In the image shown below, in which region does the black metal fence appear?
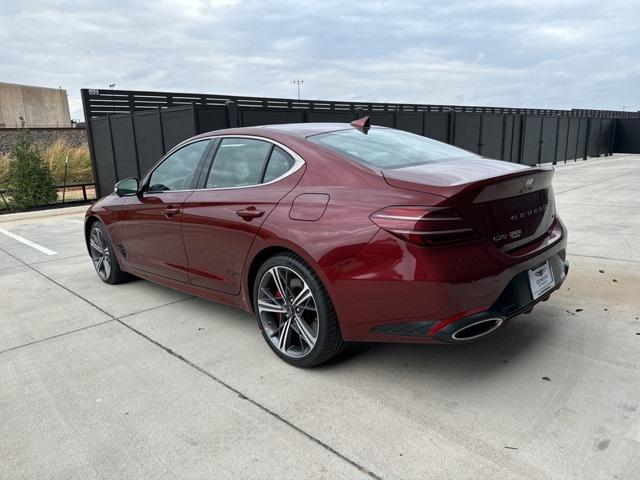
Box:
[82,88,631,198]
[0,182,95,212]
[612,118,640,153]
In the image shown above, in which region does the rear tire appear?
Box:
[253,253,344,367]
[88,221,130,285]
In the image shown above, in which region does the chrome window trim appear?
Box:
[142,134,305,194]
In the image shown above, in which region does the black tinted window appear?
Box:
[148,140,209,191]
[206,138,271,188]
[308,127,476,169]
[263,146,294,183]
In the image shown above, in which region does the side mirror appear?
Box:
[114,177,139,197]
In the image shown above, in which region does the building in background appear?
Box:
[0,82,71,128]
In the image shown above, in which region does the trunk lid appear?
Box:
[382,158,556,252]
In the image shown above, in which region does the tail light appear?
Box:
[370,206,479,246]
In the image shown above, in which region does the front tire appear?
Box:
[88,221,130,284]
[253,253,344,367]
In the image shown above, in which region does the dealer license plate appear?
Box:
[528,261,555,300]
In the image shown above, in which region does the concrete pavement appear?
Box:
[1,155,639,479]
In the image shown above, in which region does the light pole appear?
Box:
[291,80,304,101]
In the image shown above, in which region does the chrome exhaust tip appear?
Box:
[451,317,504,341]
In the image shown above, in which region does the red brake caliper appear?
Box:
[274,288,283,324]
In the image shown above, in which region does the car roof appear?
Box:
[193,122,353,141]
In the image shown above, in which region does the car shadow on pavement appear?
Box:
[144,289,561,382]
[320,311,559,380]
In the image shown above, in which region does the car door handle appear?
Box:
[236,207,265,220]
[163,207,181,218]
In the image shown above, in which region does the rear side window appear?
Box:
[263,146,294,183]
[206,138,271,188]
[308,127,476,169]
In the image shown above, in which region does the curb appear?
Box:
[0,205,89,223]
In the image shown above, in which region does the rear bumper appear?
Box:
[430,256,569,342]
[332,218,568,342]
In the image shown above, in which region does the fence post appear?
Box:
[536,117,544,166]
[500,114,507,161]
[595,118,602,157]
[62,155,69,203]
[191,102,200,134]
[447,111,455,145]
[107,114,119,182]
[563,118,570,163]
[584,118,591,160]
[477,114,484,155]
[552,117,560,165]
[609,119,618,156]
[0,191,9,210]
[518,114,526,164]
[505,115,514,162]
[130,112,141,178]
[226,100,239,128]
[81,89,102,198]
[573,118,581,162]
[157,108,166,155]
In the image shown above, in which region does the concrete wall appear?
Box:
[0,82,71,128]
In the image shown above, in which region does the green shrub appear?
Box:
[8,124,57,209]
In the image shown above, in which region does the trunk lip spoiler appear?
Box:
[471,168,554,204]
[382,164,554,201]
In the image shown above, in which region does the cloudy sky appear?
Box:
[2,0,639,120]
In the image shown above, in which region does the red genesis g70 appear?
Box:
[85,118,568,366]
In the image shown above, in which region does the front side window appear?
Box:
[205,138,271,188]
[308,127,477,169]
[148,140,210,192]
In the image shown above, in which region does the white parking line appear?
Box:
[0,227,58,256]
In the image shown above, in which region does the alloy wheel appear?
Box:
[89,226,111,281]
[257,266,319,358]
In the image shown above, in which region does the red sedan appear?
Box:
[85,118,568,367]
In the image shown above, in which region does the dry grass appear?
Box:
[43,139,93,185]
[0,139,92,189]
[0,153,8,187]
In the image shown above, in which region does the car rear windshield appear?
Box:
[308,127,476,169]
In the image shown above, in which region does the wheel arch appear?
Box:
[84,215,100,253]
[246,246,295,313]
[244,243,331,315]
